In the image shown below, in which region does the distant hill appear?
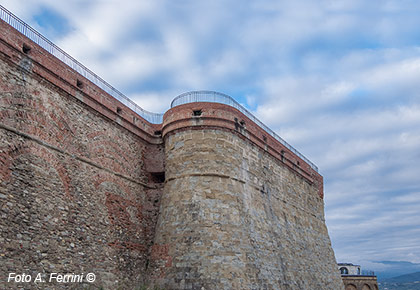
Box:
[374,261,420,279]
[378,271,420,290]
[384,271,420,283]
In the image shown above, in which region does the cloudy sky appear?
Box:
[2,0,420,279]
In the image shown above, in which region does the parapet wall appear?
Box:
[162,102,323,197]
[0,12,343,290]
[341,276,379,290]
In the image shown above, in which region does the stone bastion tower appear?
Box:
[0,6,344,290]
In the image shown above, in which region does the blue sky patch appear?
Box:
[5,0,420,279]
[33,7,72,39]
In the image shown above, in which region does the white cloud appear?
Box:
[3,0,420,270]
[130,90,178,113]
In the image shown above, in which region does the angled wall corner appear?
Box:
[149,103,344,289]
[0,8,343,289]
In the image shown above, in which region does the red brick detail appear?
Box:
[0,151,10,179]
[0,143,26,181]
[105,192,143,229]
[143,144,165,174]
[86,133,134,176]
[150,244,172,267]
[0,143,72,197]
[108,241,146,252]
[0,91,76,151]
[1,18,324,199]
[31,146,72,198]
[95,177,151,255]
[163,103,324,198]
[0,20,162,144]
[93,174,132,198]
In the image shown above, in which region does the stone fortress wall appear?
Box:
[0,17,165,289]
[0,11,344,290]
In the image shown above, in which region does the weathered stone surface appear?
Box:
[150,129,344,289]
[0,16,343,290]
[0,51,164,289]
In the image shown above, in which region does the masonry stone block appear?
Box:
[0,16,343,290]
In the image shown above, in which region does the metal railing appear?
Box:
[171,91,318,172]
[361,270,375,276]
[0,5,163,124]
[342,270,376,277]
[1,5,319,172]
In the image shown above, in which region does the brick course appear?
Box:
[150,128,342,289]
[0,18,343,289]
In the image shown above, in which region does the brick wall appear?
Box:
[0,17,342,290]
[0,21,164,289]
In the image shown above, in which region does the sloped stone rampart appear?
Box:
[150,122,344,289]
[1,16,343,290]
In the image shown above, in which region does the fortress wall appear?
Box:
[150,103,344,289]
[1,16,343,290]
[162,102,323,198]
[0,21,164,289]
[0,20,161,143]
